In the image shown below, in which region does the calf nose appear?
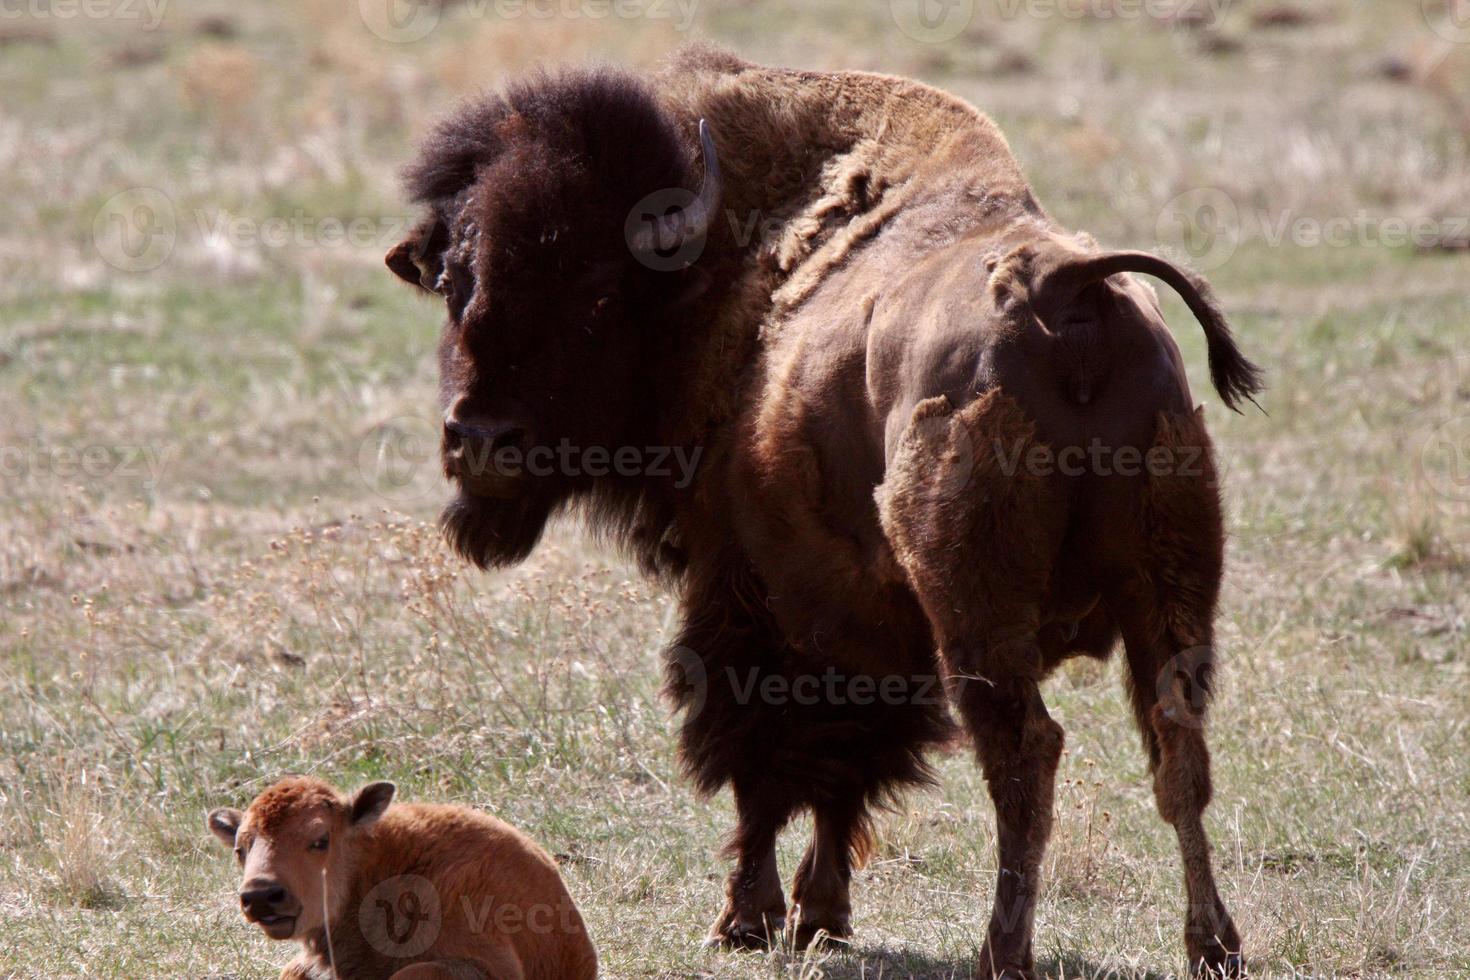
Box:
[240,883,287,915]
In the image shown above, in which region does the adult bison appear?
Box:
[386,47,1259,979]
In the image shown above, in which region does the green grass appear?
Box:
[2,1,1468,977]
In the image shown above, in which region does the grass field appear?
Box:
[2,1,1469,977]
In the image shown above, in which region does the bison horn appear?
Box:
[631,119,722,258]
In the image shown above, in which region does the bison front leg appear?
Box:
[666,605,795,950]
[878,390,1069,979]
[789,804,861,948]
[705,778,789,949]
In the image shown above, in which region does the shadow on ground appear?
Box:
[809,945,1179,980]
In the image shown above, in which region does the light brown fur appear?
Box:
[659,52,1253,973]
[208,777,596,980]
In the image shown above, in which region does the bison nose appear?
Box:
[443,415,529,454]
[240,883,287,915]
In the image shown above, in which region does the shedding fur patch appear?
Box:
[1138,408,1223,650]
[879,390,1067,680]
[657,50,1037,341]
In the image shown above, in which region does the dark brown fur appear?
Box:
[387,47,1260,977]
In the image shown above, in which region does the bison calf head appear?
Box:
[207,776,396,941]
[387,71,719,568]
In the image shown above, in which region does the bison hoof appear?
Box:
[1191,947,1245,979]
[977,944,1036,980]
[704,907,786,951]
[790,915,852,951]
[978,966,1036,980]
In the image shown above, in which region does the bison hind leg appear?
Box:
[878,389,1071,978]
[1104,408,1243,978]
[789,812,859,949]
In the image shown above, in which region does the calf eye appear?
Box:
[233,847,245,865]
[308,835,329,852]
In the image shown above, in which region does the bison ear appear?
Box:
[385,218,448,293]
[349,782,396,827]
[207,808,242,847]
[386,239,424,288]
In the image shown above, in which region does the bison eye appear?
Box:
[308,835,329,852]
[438,260,473,315]
[233,847,245,865]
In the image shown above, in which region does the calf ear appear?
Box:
[207,808,242,847]
[349,782,396,827]
[386,217,448,293]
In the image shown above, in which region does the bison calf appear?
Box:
[207,776,596,980]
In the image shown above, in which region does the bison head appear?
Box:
[387,71,719,568]
[208,777,396,941]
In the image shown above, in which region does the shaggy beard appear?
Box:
[439,491,561,569]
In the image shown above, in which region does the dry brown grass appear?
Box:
[1,1,1467,977]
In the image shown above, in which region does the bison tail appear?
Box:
[1034,250,1265,413]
